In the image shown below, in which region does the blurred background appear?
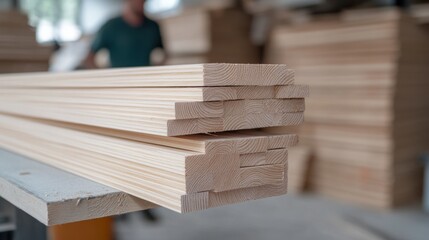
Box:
[1,0,429,239]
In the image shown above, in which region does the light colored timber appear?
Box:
[6,84,306,100]
[0,114,288,212]
[0,124,288,213]
[39,119,299,154]
[0,93,305,119]
[168,112,304,136]
[0,63,294,88]
[0,101,304,136]
[275,84,310,98]
[0,148,156,226]
[0,85,309,102]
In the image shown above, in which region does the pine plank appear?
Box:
[0,101,304,135]
[0,94,305,120]
[0,63,294,88]
[0,114,289,212]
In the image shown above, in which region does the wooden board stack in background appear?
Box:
[158,6,260,65]
[0,11,51,73]
[265,8,429,208]
[0,63,309,213]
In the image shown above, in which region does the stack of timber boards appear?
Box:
[158,6,260,65]
[0,11,51,73]
[265,8,429,208]
[0,63,309,213]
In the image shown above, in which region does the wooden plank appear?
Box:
[0,85,309,102]
[0,114,289,213]
[0,148,155,226]
[0,94,305,120]
[40,120,299,154]
[0,64,294,88]
[0,101,304,136]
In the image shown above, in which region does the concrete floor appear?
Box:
[116,194,429,240]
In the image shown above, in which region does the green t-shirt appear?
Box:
[91,16,163,68]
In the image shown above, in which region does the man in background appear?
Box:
[86,0,164,68]
[85,0,163,222]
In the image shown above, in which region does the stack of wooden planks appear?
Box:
[158,6,260,65]
[0,63,309,213]
[265,8,429,208]
[0,11,51,73]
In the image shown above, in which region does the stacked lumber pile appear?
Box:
[0,63,309,213]
[265,8,429,208]
[159,7,260,65]
[0,11,51,73]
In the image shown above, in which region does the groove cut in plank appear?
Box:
[240,149,288,167]
[0,63,294,88]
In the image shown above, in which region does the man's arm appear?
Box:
[153,22,167,66]
[84,20,112,69]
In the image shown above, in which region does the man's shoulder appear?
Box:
[102,16,124,30]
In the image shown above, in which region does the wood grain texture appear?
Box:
[0,85,309,102]
[240,149,288,167]
[0,114,292,213]
[0,92,305,120]
[35,120,299,154]
[0,64,294,88]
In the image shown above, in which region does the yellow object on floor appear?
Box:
[49,217,113,240]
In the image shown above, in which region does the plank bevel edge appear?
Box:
[0,63,294,87]
[0,148,155,226]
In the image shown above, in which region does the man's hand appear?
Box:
[85,52,98,69]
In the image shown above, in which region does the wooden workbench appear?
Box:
[0,148,155,226]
